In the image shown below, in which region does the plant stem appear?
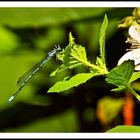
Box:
[71,53,108,74]
[86,61,108,74]
[127,85,140,101]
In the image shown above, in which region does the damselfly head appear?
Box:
[48,45,61,57]
[54,45,61,51]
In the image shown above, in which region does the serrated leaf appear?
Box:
[105,60,134,87]
[50,63,80,77]
[70,45,88,63]
[69,32,75,43]
[105,60,140,101]
[111,86,126,92]
[51,15,110,77]
[99,14,108,67]
[48,73,96,93]
[130,71,140,83]
[51,32,90,76]
[63,33,88,67]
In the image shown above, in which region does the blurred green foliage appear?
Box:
[4,109,78,132]
[0,8,112,27]
[0,25,19,53]
[0,8,134,132]
[97,96,124,125]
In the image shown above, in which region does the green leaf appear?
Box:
[130,71,140,83]
[96,56,104,69]
[99,14,108,68]
[107,125,140,132]
[70,45,88,64]
[69,32,75,43]
[111,86,126,92]
[51,32,95,76]
[48,73,96,93]
[63,33,88,68]
[50,64,74,77]
[105,60,134,87]
[51,14,111,77]
[105,60,140,101]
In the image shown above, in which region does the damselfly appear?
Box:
[8,45,61,103]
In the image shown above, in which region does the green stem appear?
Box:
[127,85,140,101]
[86,61,108,74]
[71,54,108,75]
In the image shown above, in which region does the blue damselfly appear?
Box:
[8,45,61,103]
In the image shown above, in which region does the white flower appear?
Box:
[129,25,140,43]
[118,48,140,71]
[118,25,140,70]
